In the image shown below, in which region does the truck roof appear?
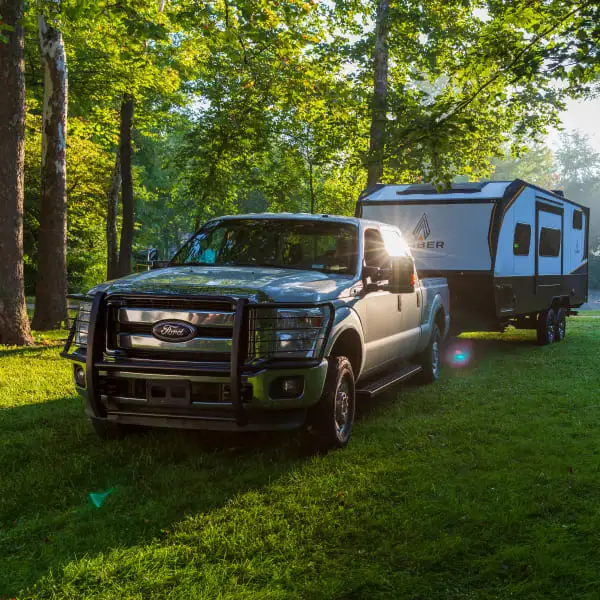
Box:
[210,212,390,229]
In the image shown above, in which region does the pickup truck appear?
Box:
[62,214,450,450]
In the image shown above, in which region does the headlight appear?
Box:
[74,301,92,347]
[248,306,330,360]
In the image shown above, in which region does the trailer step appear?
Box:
[357,364,422,400]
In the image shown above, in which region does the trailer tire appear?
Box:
[91,417,128,440]
[554,308,566,342]
[418,323,441,383]
[309,356,355,451]
[536,308,556,345]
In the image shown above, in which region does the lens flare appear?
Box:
[446,341,473,368]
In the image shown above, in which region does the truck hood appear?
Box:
[89,265,356,303]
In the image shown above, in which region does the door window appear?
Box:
[364,229,390,269]
[539,227,561,257]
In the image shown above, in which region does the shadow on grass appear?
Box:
[0,341,65,359]
[0,394,312,596]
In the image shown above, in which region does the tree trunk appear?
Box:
[118,95,134,276]
[106,148,121,279]
[308,160,316,214]
[0,0,34,345]
[32,13,68,330]
[367,0,390,189]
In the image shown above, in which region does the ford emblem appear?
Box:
[152,320,196,343]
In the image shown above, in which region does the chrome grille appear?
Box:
[107,297,235,362]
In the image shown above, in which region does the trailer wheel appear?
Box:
[554,308,567,342]
[309,356,355,451]
[418,323,441,383]
[536,308,556,345]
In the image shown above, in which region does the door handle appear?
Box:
[397,295,402,312]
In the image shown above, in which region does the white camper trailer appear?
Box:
[356,180,590,344]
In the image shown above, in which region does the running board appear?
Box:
[356,364,422,400]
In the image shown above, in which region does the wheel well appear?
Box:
[551,296,570,310]
[434,308,446,337]
[329,329,362,377]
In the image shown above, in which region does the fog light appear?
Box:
[269,376,304,399]
[74,365,86,388]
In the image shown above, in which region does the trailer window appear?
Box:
[513,223,531,256]
[539,227,561,257]
[573,210,583,230]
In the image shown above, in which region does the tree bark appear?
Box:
[106,148,121,279]
[0,0,34,345]
[367,0,390,189]
[32,13,68,330]
[118,95,134,276]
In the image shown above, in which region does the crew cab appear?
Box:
[62,214,450,450]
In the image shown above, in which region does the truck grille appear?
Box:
[106,296,236,362]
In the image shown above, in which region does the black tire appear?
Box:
[309,356,355,451]
[418,323,441,383]
[554,308,566,342]
[90,417,127,440]
[536,308,556,345]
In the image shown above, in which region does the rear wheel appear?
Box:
[554,308,567,342]
[309,356,355,451]
[536,308,556,345]
[418,323,441,383]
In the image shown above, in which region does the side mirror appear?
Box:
[386,256,415,294]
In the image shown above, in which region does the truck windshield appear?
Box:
[171,219,358,275]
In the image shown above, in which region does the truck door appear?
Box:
[380,228,421,357]
[355,228,414,376]
[536,202,563,296]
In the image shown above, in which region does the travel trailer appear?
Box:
[356,180,590,343]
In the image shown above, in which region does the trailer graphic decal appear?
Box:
[412,213,444,249]
[413,213,431,241]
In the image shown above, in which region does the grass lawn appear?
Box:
[1,317,600,599]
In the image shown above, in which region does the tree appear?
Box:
[490,143,558,189]
[0,0,34,345]
[32,6,68,330]
[106,148,121,279]
[117,95,134,276]
[367,0,389,188]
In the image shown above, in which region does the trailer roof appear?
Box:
[360,181,516,202]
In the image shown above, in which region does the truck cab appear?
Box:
[63,214,449,450]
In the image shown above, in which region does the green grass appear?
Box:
[1,318,600,599]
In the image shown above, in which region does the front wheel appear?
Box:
[309,356,355,451]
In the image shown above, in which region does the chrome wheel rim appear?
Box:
[335,376,352,437]
[557,318,565,340]
[432,340,440,378]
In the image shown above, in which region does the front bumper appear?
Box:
[63,292,331,432]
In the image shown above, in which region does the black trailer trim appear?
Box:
[358,197,496,207]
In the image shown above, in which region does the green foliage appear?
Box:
[18,0,600,283]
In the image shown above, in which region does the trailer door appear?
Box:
[536,203,563,281]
